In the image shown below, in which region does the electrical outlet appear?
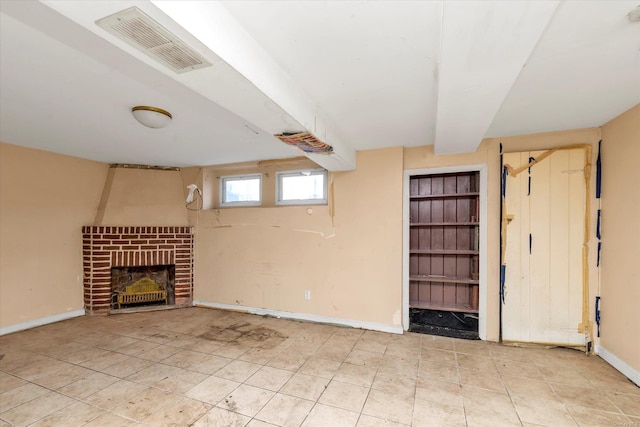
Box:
[304,290,311,300]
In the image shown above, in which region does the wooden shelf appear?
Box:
[409,300,479,314]
[410,275,478,285]
[410,192,479,200]
[410,222,479,227]
[410,249,479,255]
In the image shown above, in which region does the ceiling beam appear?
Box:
[434,1,559,155]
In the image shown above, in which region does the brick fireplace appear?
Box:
[82,226,194,315]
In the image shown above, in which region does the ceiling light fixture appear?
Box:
[131,106,172,128]
[629,5,640,22]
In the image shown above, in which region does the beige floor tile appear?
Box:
[0,383,50,412]
[28,401,104,427]
[189,353,232,375]
[325,334,359,349]
[267,352,310,371]
[217,384,275,417]
[314,344,352,361]
[371,370,416,398]
[420,336,455,351]
[161,349,209,369]
[353,338,388,354]
[152,367,209,394]
[141,391,212,425]
[334,362,378,388]
[213,342,253,359]
[57,371,120,399]
[459,367,506,393]
[455,353,498,372]
[417,360,459,383]
[298,356,342,378]
[186,375,241,405]
[2,308,639,427]
[83,379,148,410]
[362,388,414,425]
[415,378,463,407]
[96,335,140,352]
[319,380,369,412]
[0,372,27,394]
[345,349,383,368]
[501,374,558,400]
[512,395,579,426]
[420,348,456,364]
[193,407,250,427]
[495,358,544,380]
[280,373,330,401]
[607,391,640,417]
[0,391,74,427]
[215,360,263,382]
[100,355,153,379]
[356,414,410,426]
[551,383,620,413]
[255,393,314,426]
[238,346,282,364]
[246,366,295,392]
[568,405,632,427]
[412,399,466,427]
[302,403,359,427]
[81,411,140,426]
[79,351,131,371]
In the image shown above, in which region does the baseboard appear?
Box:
[0,309,85,336]
[193,300,403,335]
[595,345,640,387]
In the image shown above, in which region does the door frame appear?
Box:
[403,164,488,340]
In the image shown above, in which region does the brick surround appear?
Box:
[82,226,194,315]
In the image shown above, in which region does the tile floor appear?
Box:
[0,307,638,426]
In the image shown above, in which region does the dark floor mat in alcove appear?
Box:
[409,308,479,340]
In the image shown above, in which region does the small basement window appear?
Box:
[276,169,327,205]
[220,173,262,207]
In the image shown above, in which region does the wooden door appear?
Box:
[502,149,585,345]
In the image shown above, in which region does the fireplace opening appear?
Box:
[111,265,175,310]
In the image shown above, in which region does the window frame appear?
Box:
[219,173,262,207]
[276,168,328,206]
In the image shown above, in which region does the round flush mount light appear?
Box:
[131,106,172,129]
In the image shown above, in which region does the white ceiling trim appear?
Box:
[151,0,356,171]
[434,1,559,154]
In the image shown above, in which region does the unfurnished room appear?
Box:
[0,1,639,426]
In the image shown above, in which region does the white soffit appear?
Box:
[149,0,356,171]
[434,1,559,155]
[487,1,640,138]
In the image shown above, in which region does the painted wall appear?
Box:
[0,143,108,328]
[599,104,640,374]
[190,148,404,329]
[95,167,189,226]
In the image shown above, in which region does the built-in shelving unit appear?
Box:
[409,172,480,314]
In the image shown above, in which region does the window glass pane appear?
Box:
[221,175,261,205]
[276,169,327,205]
[281,173,325,200]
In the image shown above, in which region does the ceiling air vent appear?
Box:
[96,7,211,74]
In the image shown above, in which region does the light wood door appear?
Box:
[502,149,585,345]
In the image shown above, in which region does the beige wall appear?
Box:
[599,104,640,373]
[95,167,189,226]
[191,148,404,327]
[0,143,108,327]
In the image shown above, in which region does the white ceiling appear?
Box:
[1,1,638,170]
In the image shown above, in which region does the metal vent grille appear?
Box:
[96,7,211,74]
